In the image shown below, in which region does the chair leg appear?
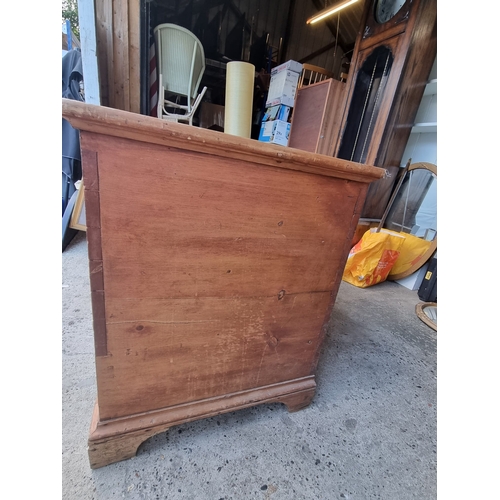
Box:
[157,74,163,119]
[192,87,208,112]
[158,86,207,126]
[186,86,208,127]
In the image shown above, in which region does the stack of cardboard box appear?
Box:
[258,60,303,147]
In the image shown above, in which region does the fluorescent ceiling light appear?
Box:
[306,0,359,25]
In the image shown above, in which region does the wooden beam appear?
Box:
[95,0,113,107]
[227,0,255,35]
[279,0,296,64]
[299,39,354,64]
[139,0,149,115]
[310,0,349,53]
[113,0,130,111]
[62,99,386,184]
[128,0,141,113]
[94,0,140,113]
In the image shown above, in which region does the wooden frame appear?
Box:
[415,302,437,331]
[288,78,346,156]
[69,183,87,231]
[297,64,335,88]
[94,0,140,112]
[386,162,437,281]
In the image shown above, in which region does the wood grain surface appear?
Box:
[80,133,368,419]
[62,99,385,184]
[62,99,384,467]
[289,79,346,156]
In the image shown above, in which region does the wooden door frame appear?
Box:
[94,0,141,113]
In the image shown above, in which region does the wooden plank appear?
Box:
[94,139,363,299]
[80,149,99,191]
[112,0,129,111]
[62,100,386,184]
[128,0,141,113]
[279,0,296,63]
[379,0,438,168]
[93,0,140,112]
[97,292,331,419]
[94,0,109,106]
[86,226,103,261]
[91,290,107,357]
[88,378,316,468]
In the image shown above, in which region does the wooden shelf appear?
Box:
[411,122,437,134]
[411,78,437,134]
[423,79,437,96]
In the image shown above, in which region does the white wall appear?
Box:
[396,56,437,291]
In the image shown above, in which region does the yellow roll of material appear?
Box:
[224,61,255,138]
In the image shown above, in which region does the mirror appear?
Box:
[384,162,437,281]
[416,302,437,331]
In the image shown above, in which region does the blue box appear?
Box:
[262,104,292,123]
[258,119,291,146]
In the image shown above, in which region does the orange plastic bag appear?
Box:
[342,229,405,288]
[388,232,432,277]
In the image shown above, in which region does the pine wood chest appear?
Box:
[62,99,385,468]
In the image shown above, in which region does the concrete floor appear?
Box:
[62,231,436,499]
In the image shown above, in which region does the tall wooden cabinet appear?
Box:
[333,0,437,219]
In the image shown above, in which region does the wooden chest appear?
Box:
[62,99,385,468]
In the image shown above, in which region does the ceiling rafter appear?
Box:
[310,0,350,53]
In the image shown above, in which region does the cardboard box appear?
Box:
[270,120,291,146]
[258,120,274,142]
[258,119,291,146]
[259,104,293,146]
[266,60,303,108]
[271,60,303,76]
[262,104,292,123]
[266,70,300,107]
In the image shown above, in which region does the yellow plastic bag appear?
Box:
[342,229,405,288]
[388,231,432,277]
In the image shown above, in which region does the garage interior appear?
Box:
[138,0,365,130]
[63,0,440,497]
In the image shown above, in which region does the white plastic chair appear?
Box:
[154,23,208,125]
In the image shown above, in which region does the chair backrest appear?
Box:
[298,63,335,88]
[154,23,206,100]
